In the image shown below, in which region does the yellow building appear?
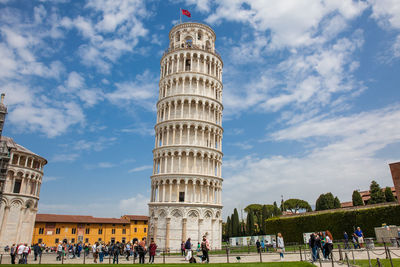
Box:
[32,214,148,246]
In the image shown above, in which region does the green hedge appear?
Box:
[264,205,400,243]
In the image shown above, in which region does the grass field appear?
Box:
[354,258,400,266]
[0,262,314,267]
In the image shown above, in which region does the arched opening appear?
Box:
[185,36,193,48]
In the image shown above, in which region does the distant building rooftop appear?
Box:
[35,214,148,224]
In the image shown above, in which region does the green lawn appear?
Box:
[354,258,400,266]
[0,262,314,267]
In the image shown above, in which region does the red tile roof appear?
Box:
[122,215,149,221]
[35,214,130,224]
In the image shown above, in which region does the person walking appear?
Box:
[256,239,261,253]
[10,244,16,264]
[149,238,157,264]
[324,231,333,260]
[184,238,192,261]
[125,242,131,261]
[309,233,317,262]
[22,243,30,264]
[16,243,25,264]
[354,227,364,248]
[277,233,285,261]
[201,235,210,263]
[112,242,120,264]
[138,237,147,264]
[98,242,104,263]
[56,241,63,261]
[133,240,139,261]
[261,240,265,252]
[180,241,185,256]
[33,243,41,261]
[92,242,98,263]
[344,232,350,249]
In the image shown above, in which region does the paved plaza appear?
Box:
[0,247,398,265]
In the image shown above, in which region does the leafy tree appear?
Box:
[369,180,385,204]
[315,193,335,211]
[352,190,364,206]
[283,198,312,213]
[385,187,396,202]
[334,197,341,209]
[245,204,263,234]
[232,208,240,236]
[246,209,255,236]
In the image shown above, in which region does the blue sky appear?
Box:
[1,0,399,219]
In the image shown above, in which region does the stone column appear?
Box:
[182,218,187,242]
[0,205,10,239]
[165,218,171,250]
[198,219,203,243]
[153,218,158,241]
[211,219,216,249]
[15,206,26,243]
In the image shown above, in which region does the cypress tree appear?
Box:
[369,180,385,204]
[334,196,341,208]
[226,216,231,238]
[352,190,364,206]
[232,208,240,236]
[385,187,395,202]
[246,210,255,236]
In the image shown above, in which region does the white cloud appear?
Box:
[119,194,149,215]
[52,153,80,162]
[42,176,59,182]
[128,165,153,173]
[205,0,367,49]
[106,70,157,111]
[222,105,400,218]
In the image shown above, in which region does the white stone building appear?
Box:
[148,22,223,250]
[0,137,47,247]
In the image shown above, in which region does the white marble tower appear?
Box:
[148,22,223,250]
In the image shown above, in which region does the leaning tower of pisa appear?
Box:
[148,22,223,250]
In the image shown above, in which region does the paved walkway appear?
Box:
[0,247,398,265]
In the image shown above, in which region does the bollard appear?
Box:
[384,242,389,259]
[387,248,394,267]
[351,249,355,265]
[377,258,382,267]
[367,248,372,267]
[338,244,343,261]
[247,245,250,254]
[331,255,334,267]
[109,253,111,264]
[345,252,350,267]
[259,248,262,263]
[163,250,165,264]
[39,253,42,264]
[0,254,2,264]
[62,253,64,264]
[318,254,322,267]
[299,246,302,261]
[226,246,229,263]
[83,250,86,264]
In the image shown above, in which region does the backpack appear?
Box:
[137,245,144,253]
[189,256,196,263]
[185,241,191,249]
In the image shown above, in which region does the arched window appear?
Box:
[197,31,202,40]
[185,36,193,48]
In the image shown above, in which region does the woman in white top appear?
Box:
[324,230,334,260]
[277,233,285,260]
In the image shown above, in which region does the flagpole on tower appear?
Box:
[180,8,182,24]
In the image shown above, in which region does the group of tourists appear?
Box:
[6,237,157,264]
[344,227,365,249]
[7,244,31,264]
[255,233,285,260]
[308,227,365,262]
[308,231,334,262]
[180,235,211,263]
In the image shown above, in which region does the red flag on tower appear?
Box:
[182,9,191,18]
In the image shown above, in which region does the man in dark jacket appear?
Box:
[33,243,41,261]
[309,234,317,262]
[112,242,120,264]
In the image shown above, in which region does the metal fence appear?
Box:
[0,242,399,265]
